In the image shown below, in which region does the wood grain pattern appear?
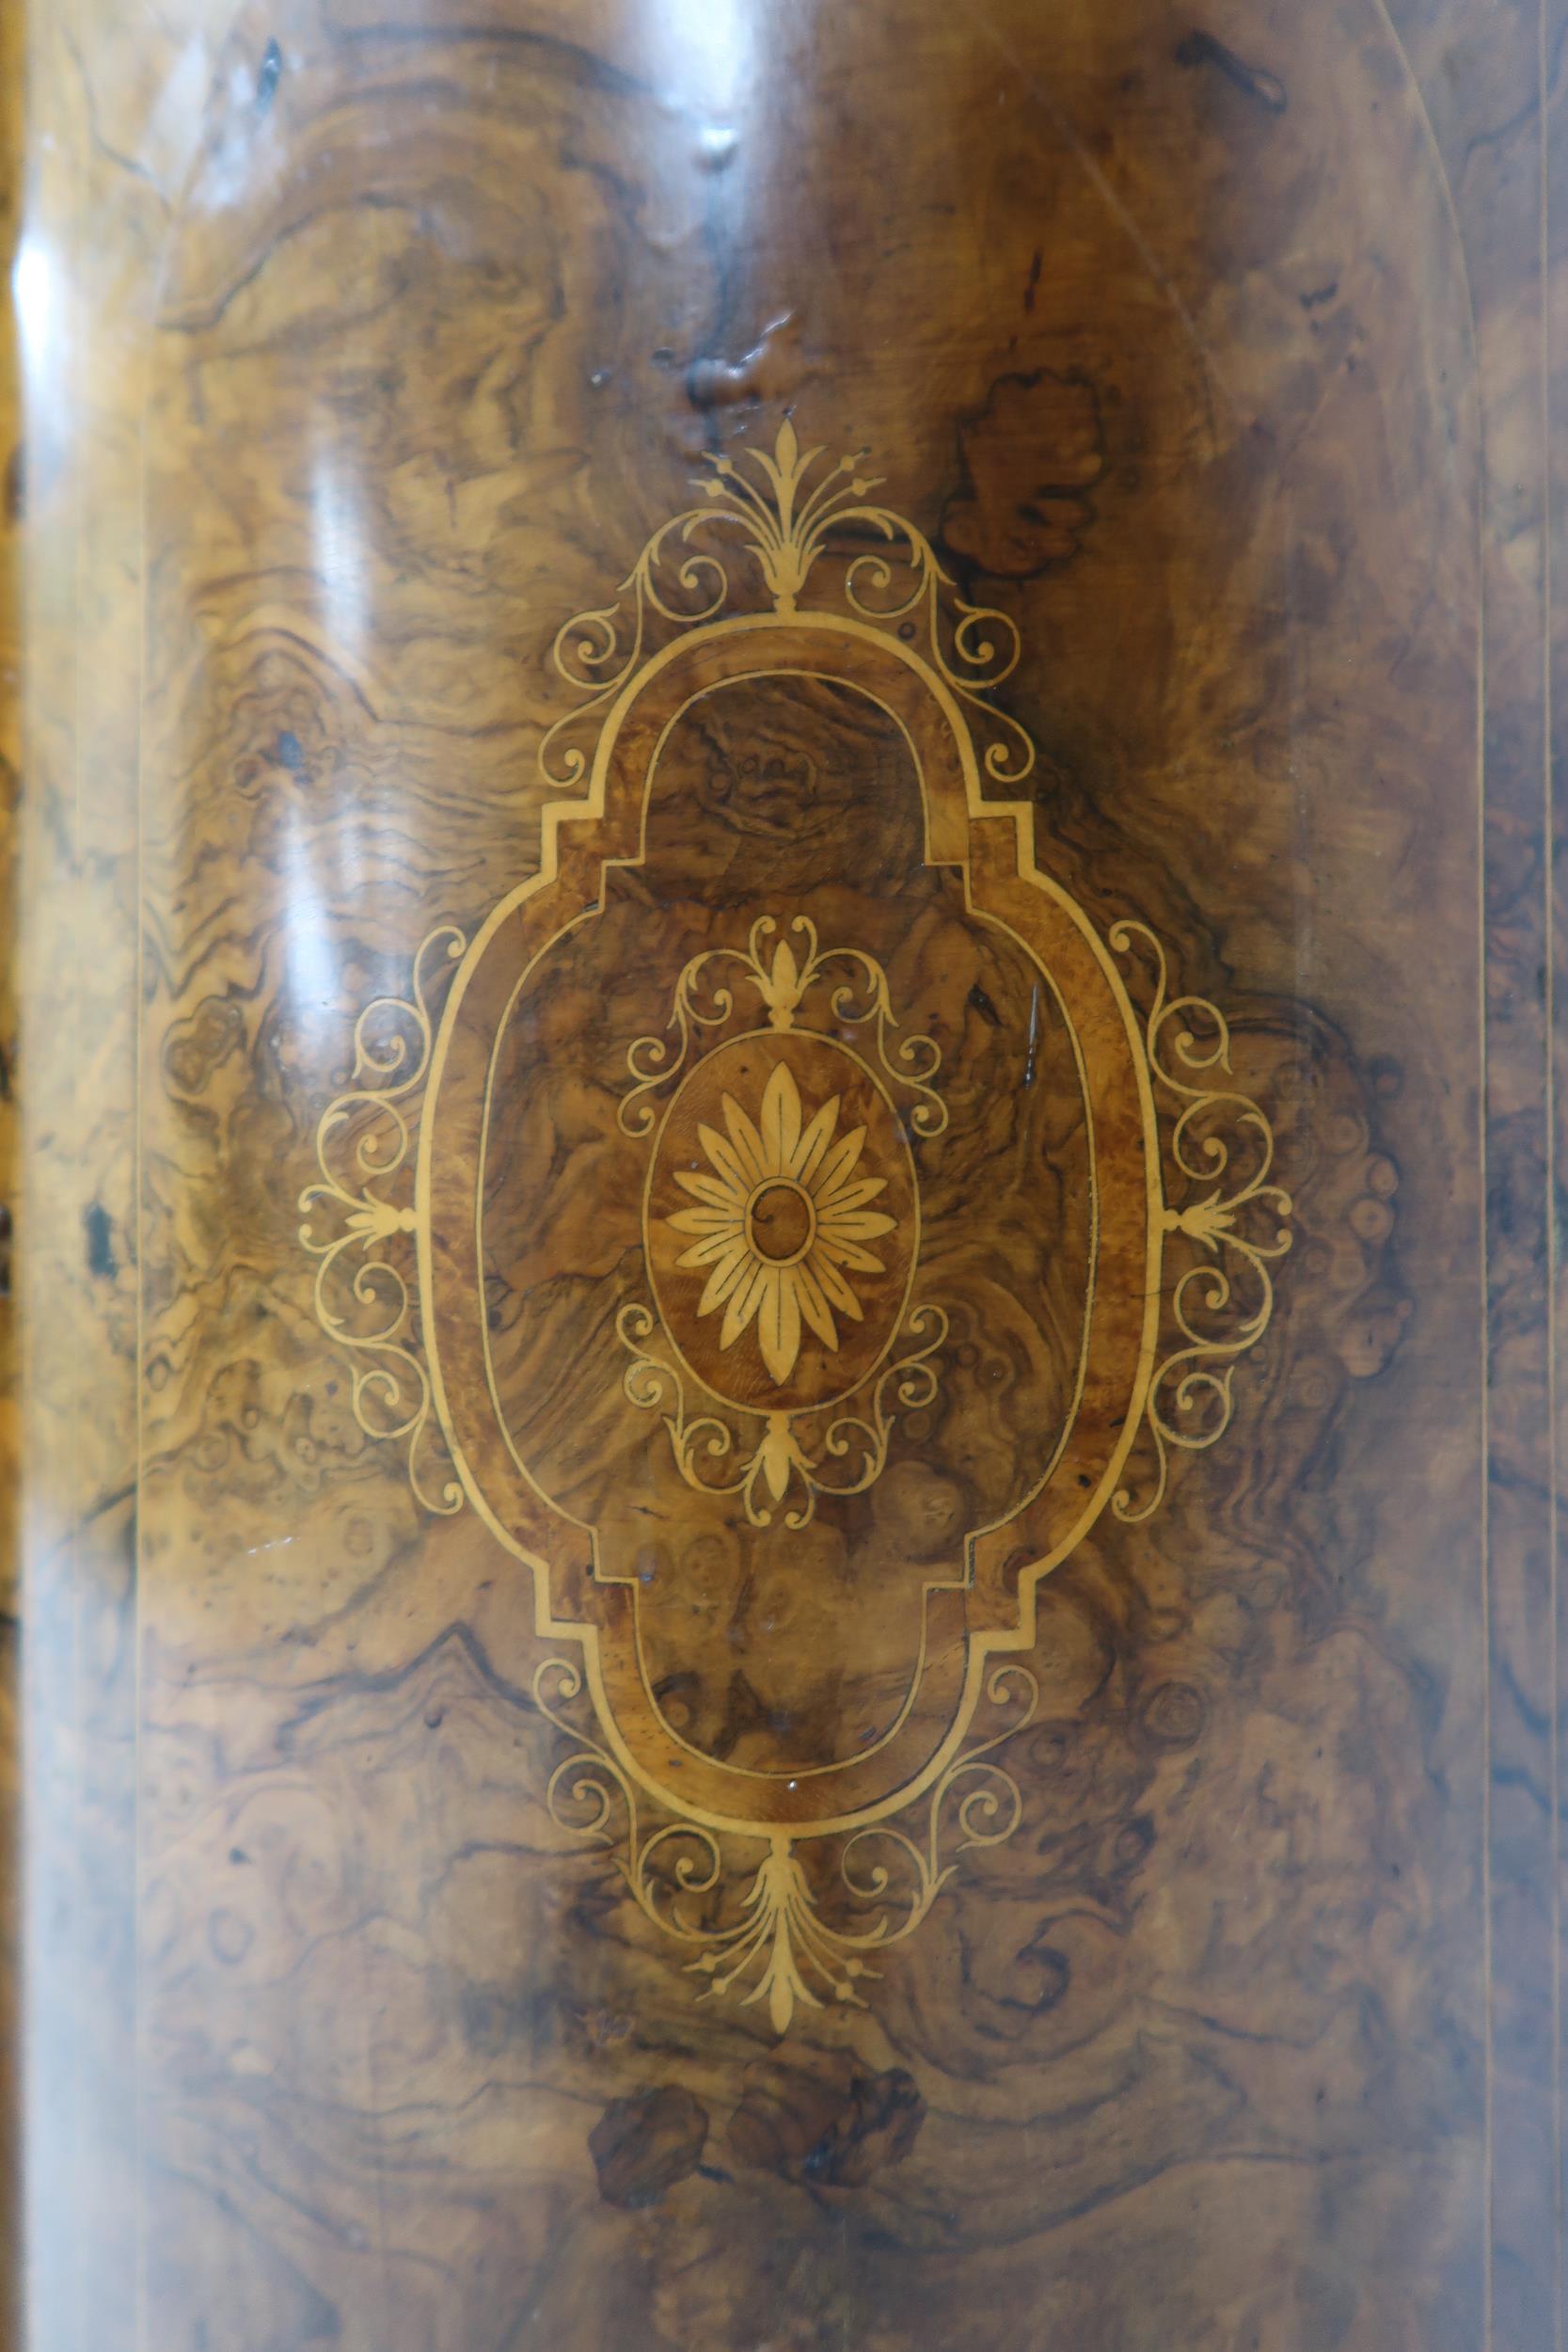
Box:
[0,3,21,2339]
[12,0,1565,2345]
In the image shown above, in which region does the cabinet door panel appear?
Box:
[17,2,1557,2348]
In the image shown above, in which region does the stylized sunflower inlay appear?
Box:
[668,1060,898,1386]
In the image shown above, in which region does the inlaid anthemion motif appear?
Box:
[298,421,1292,2030]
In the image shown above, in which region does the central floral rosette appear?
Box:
[644,1028,919,1420]
[667,1059,897,1386]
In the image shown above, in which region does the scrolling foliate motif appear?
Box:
[297,419,1296,2033]
[1109,921,1293,1523]
[539,420,1037,793]
[614,1299,948,1534]
[617,910,948,1532]
[534,1654,1038,2036]
[297,926,467,1516]
[618,913,949,1140]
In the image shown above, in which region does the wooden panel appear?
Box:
[13,0,1563,2347]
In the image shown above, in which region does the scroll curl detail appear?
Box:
[615,1300,947,1533]
[1110,919,1293,1522]
[534,1654,1037,2035]
[297,926,467,1514]
[535,1656,725,1933]
[618,912,947,1140]
[539,420,1035,792]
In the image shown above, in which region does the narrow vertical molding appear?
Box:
[0,0,22,2346]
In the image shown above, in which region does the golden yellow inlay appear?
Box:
[669,1060,896,1385]
[619,911,938,1532]
[298,421,1293,2034]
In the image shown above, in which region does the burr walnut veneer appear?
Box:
[14,1,1568,2347]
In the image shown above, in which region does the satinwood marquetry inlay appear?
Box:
[298,422,1291,2031]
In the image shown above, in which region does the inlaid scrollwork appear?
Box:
[618,912,948,1140]
[1110,919,1293,1522]
[615,906,949,1530]
[297,421,1293,2035]
[539,421,1036,793]
[297,926,466,1515]
[534,1653,1038,2034]
[615,1299,947,1532]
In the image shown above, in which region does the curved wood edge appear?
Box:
[0,3,20,2339]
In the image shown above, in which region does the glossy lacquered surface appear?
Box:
[13,1,1568,2348]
